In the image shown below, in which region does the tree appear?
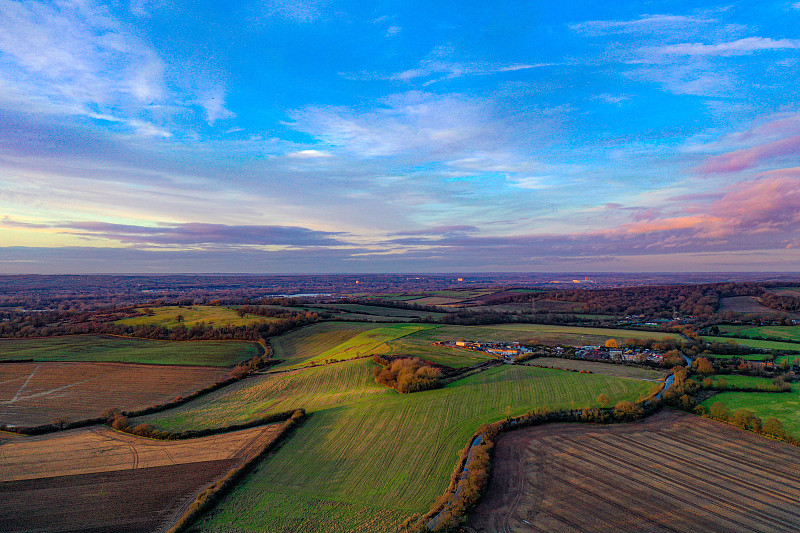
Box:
[694,357,714,375]
[762,417,786,438]
[605,339,618,349]
[176,314,185,323]
[597,393,611,408]
[708,401,730,421]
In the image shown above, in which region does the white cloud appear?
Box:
[386,25,401,37]
[654,37,800,56]
[198,88,235,125]
[262,0,327,23]
[287,149,333,158]
[570,14,709,36]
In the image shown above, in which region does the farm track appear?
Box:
[468,410,800,533]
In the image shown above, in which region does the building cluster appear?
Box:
[435,340,533,362]
[576,345,664,364]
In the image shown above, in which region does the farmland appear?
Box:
[701,385,800,437]
[469,410,800,533]
[0,361,230,426]
[717,324,800,342]
[116,305,275,328]
[703,335,800,352]
[718,296,785,316]
[145,358,652,531]
[528,357,667,381]
[0,335,261,366]
[0,424,282,533]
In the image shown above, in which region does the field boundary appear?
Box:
[413,398,664,532]
[164,409,308,533]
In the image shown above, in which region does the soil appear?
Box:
[467,409,800,532]
[0,362,229,427]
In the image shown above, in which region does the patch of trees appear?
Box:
[373,355,443,393]
[700,375,791,393]
[760,292,800,312]
[485,282,767,318]
[702,402,788,441]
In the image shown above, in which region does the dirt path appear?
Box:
[468,410,800,533]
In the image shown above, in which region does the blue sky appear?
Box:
[1,0,800,273]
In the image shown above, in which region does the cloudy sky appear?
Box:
[1,0,800,273]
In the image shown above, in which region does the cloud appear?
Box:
[262,0,328,23]
[699,134,800,173]
[287,149,333,158]
[1,219,347,248]
[653,37,800,57]
[570,14,709,36]
[0,0,166,116]
[198,89,235,125]
[386,25,401,37]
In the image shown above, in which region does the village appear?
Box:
[434,339,665,365]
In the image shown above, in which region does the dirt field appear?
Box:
[468,410,800,533]
[0,424,282,533]
[528,357,667,381]
[0,362,229,427]
[719,296,789,317]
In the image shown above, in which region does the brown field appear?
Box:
[0,362,229,427]
[468,410,800,533]
[0,424,282,533]
[719,296,787,317]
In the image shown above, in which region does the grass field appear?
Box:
[529,357,667,380]
[116,305,275,328]
[717,325,800,342]
[0,335,260,366]
[702,336,800,352]
[317,303,447,319]
[707,374,780,390]
[144,356,652,531]
[702,385,800,437]
[706,353,770,360]
[272,323,435,369]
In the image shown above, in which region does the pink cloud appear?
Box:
[700,134,800,173]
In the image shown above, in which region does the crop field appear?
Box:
[317,303,448,319]
[0,361,229,426]
[469,410,800,533]
[528,357,667,381]
[0,335,260,366]
[272,323,435,368]
[718,296,785,316]
[702,384,800,437]
[151,361,652,531]
[116,305,275,328]
[717,325,800,342]
[0,424,282,533]
[703,335,800,352]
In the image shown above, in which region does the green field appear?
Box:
[705,353,770,361]
[707,374,780,390]
[0,335,260,366]
[156,360,651,531]
[716,325,800,342]
[703,336,800,352]
[271,322,436,369]
[116,305,274,328]
[702,385,800,437]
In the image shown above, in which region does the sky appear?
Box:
[1,0,800,273]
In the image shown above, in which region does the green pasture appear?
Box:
[705,353,770,361]
[702,384,800,437]
[716,325,800,342]
[707,374,780,390]
[163,361,651,531]
[0,335,259,366]
[703,336,800,352]
[115,305,274,328]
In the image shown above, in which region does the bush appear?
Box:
[373,355,443,393]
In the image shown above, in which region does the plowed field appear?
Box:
[468,410,800,533]
[0,362,229,427]
[0,424,282,533]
